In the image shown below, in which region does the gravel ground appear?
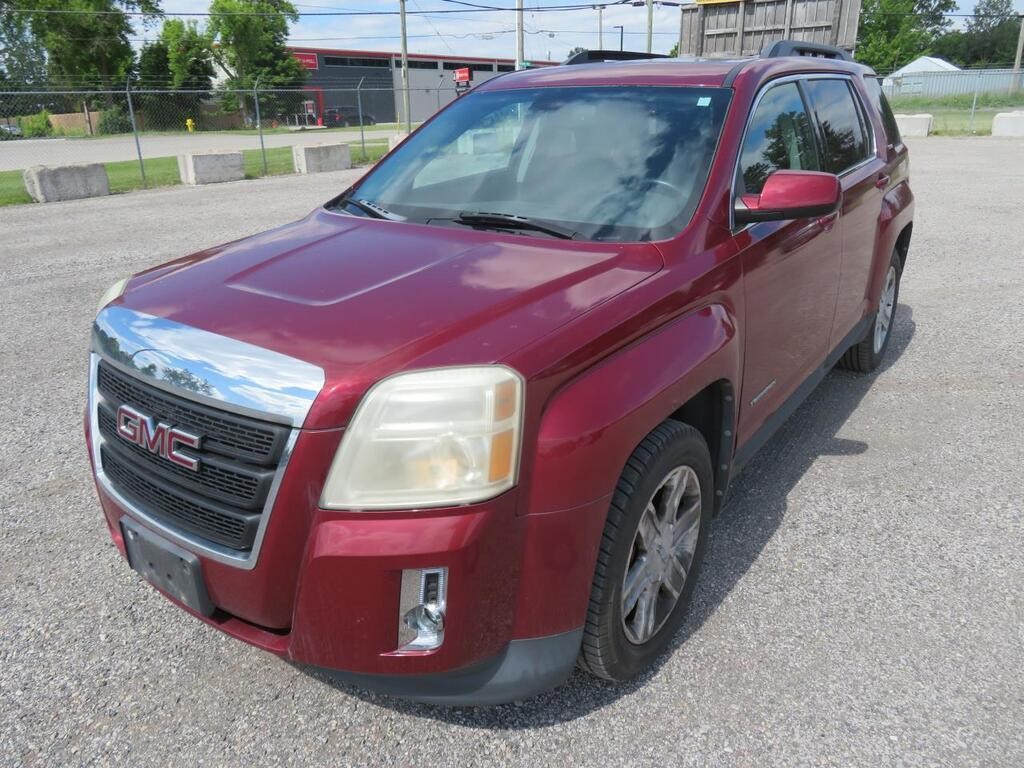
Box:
[1,138,1022,767]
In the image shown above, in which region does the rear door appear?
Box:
[801,77,885,347]
[734,78,843,445]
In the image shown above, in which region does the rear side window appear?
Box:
[864,76,902,148]
[803,79,870,174]
[739,82,820,195]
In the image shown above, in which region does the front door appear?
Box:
[801,77,886,346]
[734,79,843,445]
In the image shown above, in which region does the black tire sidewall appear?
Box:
[870,250,903,366]
[599,427,714,679]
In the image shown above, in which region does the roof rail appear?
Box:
[762,40,853,62]
[563,49,669,66]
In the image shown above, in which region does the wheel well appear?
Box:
[668,379,735,515]
[895,223,913,269]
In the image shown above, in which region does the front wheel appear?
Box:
[838,248,903,373]
[579,420,713,681]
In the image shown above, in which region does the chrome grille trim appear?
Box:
[89,349,305,570]
[92,306,325,428]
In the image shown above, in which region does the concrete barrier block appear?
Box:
[177,151,245,185]
[22,163,110,203]
[293,143,351,173]
[388,132,410,150]
[992,111,1024,137]
[894,114,933,137]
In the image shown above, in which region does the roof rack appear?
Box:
[563,49,669,66]
[762,40,853,62]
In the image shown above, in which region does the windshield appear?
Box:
[343,85,731,242]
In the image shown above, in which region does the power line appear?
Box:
[3,2,628,16]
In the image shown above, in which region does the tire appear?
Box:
[579,420,714,682]
[838,248,903,373]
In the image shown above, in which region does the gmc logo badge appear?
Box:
[116,404,201,472]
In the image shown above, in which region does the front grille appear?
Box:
[96,361,290,552]
[97,362,288,466]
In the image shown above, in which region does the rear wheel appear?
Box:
[838,248,902,372]
[579,420,713,681]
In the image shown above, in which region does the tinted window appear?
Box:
[864,77,901,147]
[803,79,870,174]
[348,86,731,242]
[739,82,819,195]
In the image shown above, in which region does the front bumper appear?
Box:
[91,419,608,703]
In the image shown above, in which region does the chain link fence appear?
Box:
[877,67,1024,135]
[0,85,460,200]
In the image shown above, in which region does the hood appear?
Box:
[119,208,661,428]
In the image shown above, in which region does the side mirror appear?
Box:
[734,170,841,226]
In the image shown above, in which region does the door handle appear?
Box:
[874,173,890,189]
[816,212,839,231]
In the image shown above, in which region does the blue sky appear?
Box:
[151,0,1024,63]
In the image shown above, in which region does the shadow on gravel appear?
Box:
[306,305,916,728]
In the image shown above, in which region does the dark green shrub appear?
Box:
[98,103,134,135]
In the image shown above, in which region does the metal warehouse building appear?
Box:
[288,48,552,124]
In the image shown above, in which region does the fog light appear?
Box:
[397,567,447,651]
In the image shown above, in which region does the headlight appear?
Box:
[96,278,128,313]
[320,366,524,510]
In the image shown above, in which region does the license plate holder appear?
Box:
[121,517,214,616]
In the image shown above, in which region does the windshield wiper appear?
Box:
[452,211,578,240]
[335,196,405,221]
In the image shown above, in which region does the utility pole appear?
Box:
[646,0,653,53]
[597,5,603,49]
[399,0,411,133]
[614,24,624,51]
[1013,14,1024,92]
[516,0,525,69]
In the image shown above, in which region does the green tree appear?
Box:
[856,0,957,71]
[162,19,214,90]
[933,0,1019,66]
[0,4,47,88]
[138,38,171,88]
[207,0,304,90]
[18,0,161,91]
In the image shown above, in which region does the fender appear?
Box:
[868,167,915,309]
[526,303,741,517]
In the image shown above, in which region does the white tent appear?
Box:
[883,56,961,90]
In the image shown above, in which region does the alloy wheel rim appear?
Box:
[620,465,702,645]
[874,266,897,354]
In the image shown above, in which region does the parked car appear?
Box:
[0,123,23,138]
[86,41,913,705]
[323,106,377,127]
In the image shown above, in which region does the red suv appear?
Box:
[86,42,913,705]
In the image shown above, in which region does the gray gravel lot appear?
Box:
[1,138,1023,767]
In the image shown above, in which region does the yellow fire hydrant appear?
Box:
[185,118,195,133]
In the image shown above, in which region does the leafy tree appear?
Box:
[668,42,679,57]
[18,0,162,91]
[0,4,47,88]
[138,38,171,88]
[856,0,956,71]
[966,0,1014,35]
[933,0,1019,66]
[162,19,214,90]
[207,0,304,90]
[137,20,214,129]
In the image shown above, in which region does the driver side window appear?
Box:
[739,82,820,195]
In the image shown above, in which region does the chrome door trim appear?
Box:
[92,305,325,428]
[88,353,300,570]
